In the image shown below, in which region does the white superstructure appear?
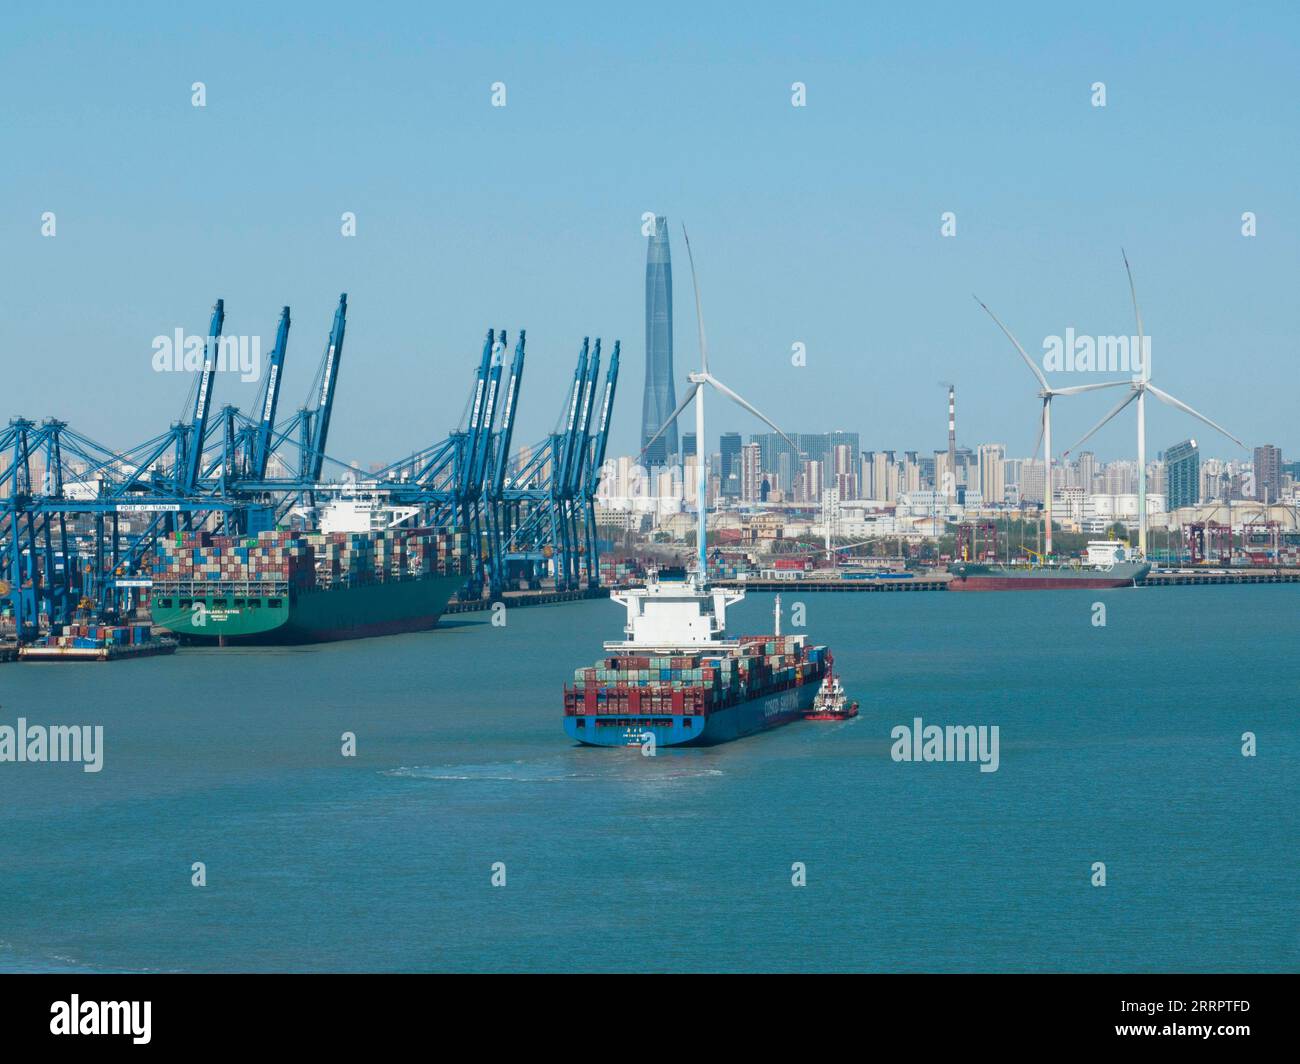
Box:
[1084,540,1134,567]
[604,571,743,652]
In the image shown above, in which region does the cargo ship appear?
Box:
[148,526,465,644]
[949,540,1151,591]
[563,572,830,747]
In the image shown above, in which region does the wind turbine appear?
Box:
[1062,252,1244,558]
[974,296,1126,556]
[642,225,800,579]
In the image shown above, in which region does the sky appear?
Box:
[2,1,1297,469]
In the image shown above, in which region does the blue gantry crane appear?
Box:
[1,293,620,644]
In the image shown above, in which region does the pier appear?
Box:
[713,577,950,593]
[1145,569,1300,587]
[445,587,611,614]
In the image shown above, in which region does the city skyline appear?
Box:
[3,3,1297,468]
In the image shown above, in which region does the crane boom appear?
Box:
[308,294,347,481]
[556,339,589,493]
[253,307,291,480]
[566,339,601,497]
[587,340,620,492]
[490,330,526,497]
[182,299,224,493]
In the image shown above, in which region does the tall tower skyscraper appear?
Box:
[641,215,677,467]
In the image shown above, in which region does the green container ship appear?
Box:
[147,519,468,645]
[150,572,464,645]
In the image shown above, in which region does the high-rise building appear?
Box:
[802,459,822,503]
[719,432,742,498]
[978,444,1006,505]
[903,451,921,493]
[832,443,855,498]
[1254,444,1282,503]
[1166,439,1199,511]
[872,451,895,502]
[641,216,677,466]
[681,432,697,461]
[1021,459,1046,504]
[1077,451,1097,493]
[740,442,762,502]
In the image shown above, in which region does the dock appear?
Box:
[1145,569,1300,586]
[17,638,178,662]
[445,586,611,614]
[713,576,950,592]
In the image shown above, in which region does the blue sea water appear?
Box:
[0,585,1295,972]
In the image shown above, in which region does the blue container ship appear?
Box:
[563,572,831,747]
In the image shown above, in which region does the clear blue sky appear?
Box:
[2,1,1296,466]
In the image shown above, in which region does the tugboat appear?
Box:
[804,661,859,721]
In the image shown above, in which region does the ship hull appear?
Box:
[150,573,463,644]
[565,682,818,748]
[948,562,1151,591]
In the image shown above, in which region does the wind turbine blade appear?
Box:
[1031,400,1046,462]
[1050,380,1131,397]
[682,224,708,375]
[1061,388,1138,456]
[1121,249,1148,381]
[702,373,799,455]
[973,294,1048,391]
[638,382,700,461]
[1146,383,1245,448]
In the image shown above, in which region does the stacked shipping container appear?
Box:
[148,528,467,594]
[563,634,828,718]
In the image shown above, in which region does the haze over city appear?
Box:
[3,1,1297,466]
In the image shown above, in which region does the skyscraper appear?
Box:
[641,216,677,467]
[1166,439,1199,511]
[1254,444,1282,502]
[719,432,742,498]
[740,442,762,502]
[978,443,1006,504]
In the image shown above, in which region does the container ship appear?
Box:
[148,527,465,644]
[949,540,1151,591]
[563,573,830,747]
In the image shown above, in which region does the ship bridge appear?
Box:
[603,571,744,652]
